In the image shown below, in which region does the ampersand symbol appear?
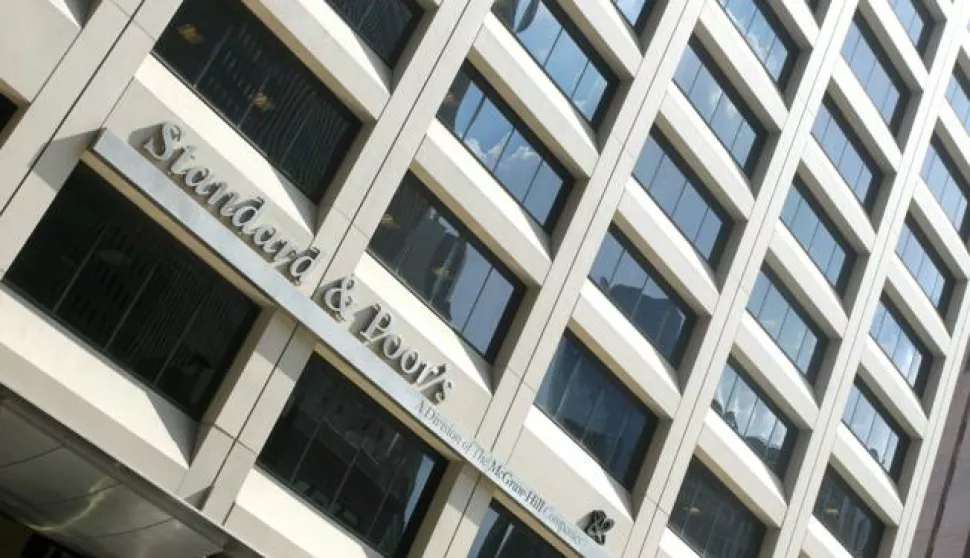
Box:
[323,275,357,321]
[584,509,614,545]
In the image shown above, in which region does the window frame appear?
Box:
[896,217,954,314]
[843,14,911,134]
[610,0,655,33]
[842,380,910,480]
[812,96,884,214]
[716,0,799,90]
[324,0,424,66]
[870,297,933,395]
[889,0,933,55]
[814,468,885,558]
[922,134,970,239]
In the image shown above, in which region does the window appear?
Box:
[712,361,796,475]
[669,459,766,558]
[870,298,931,394]
[811,97,883,213]
[716,0,798,87]
[921,136,970,238]
[589,226,696,366]
[5,165,259,420]
[369,173,523,361]
[747,268,827,380]
[0,93,15,131]
[780,179,855,294]
[814,468,884,558]
[535,334,658,488]
[153,0,361,204]
[841,16,909,133]
[469,502,562,558]
[493,0,616,125]
[324,0,421,65]
[611,0,654,30]
[259,353,445,558]
[673,38,767,176]
[843,381,909,479]
[888,0,933,54]
[438,64,572,229]
[945,69,970,133]
[896,219,953,313]
[632,128,732,266]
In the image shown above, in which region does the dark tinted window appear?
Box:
[153,0,361,203]
[611,0,654,30]
[811,97,883,213]
[325,0,421,65]
[259,354,445,558]
[468,502,562,558]
[669,459,766,558]
[438,64,571,229]
[842,16,909,132]
[717,0,798,86]
[946,69,970,133]
[780,179,855,294]
[870,298,931,394]
[0,94,15,131]
[747,268,827,380]
[888,0,932,53]
[712,361,796,475]
[673,39,767,176]
[369,173,523,361]
[536,334,657,488]
[5,165,259,420]
[632,128,732,265]
[896,220,952,313]
[493,0,616,124]
[843,381,908,479]
[589,226,696,366]
[814,468,884,558]
[921,136,970,238]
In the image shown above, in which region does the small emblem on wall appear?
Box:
[584,510,614,545]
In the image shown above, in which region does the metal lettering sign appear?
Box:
[322,276,454,402]
[142,122,321,283]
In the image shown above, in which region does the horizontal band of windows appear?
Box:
[813,467,884,558]
[632,127,733,267]
[870,297,932,395]
[367,172,524,362]
[324,0,423,66]
[811,96,883,215]
[438,63,573,231]
[492,0,617,126]
[715,0,799,88]
[843,380,909,480]
[920,134,970,239]
[669,458,766,558]
[4,164,259,421]
[589,226,697,367]
[673,37,768,178]
[152,0,362,204]
[469,501,562,557]
[258,352,446,557]
[887,0,933,54]
[535,333,658,489]
[841,15,910,133]
[896,218,953,314]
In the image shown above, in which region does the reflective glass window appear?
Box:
[259,354,445,558]
[536,334,658,488]
[712,361,796,475]
[673,38,767,176]
[811,97,883,213]
[324,0,422,65]
[780,179,855,294]
[888,0,933,54]
[5,165,259,420]
[153,0,361,203]
[896,219,952,313]
[469,502,562,558]
[589,226,696,366]
[438,64,572,229]
[369,173,523,361]
[842,16,910,132]
[946,69,970,133]
[611,0,654,29]
[717,0,798,86]
[493,0,616,124]
[814,468,884,558]
[870,298,932,394]
[632,128,732,265]
[842,381,908,479]
[669,459,766,558]
[921,135,970,238]
[0,93,15,132]
[747,268,827,380]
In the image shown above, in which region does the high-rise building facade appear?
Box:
[0,0,967,557]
